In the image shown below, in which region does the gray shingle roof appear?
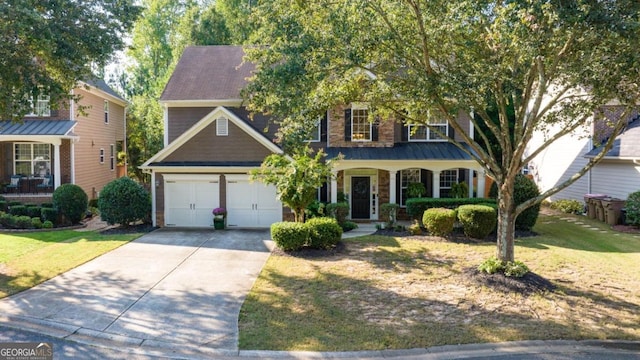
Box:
[83,77,126,103]
[161,46,254,101]
[586,118,640,158]
[0,120,77,136]
[326,142,475,161]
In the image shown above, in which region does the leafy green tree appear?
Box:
[0,0,141,120]
[244,0,640,262]
[251,149,335,223]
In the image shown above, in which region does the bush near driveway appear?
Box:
[52,184,88,225]
[98,177,151,227]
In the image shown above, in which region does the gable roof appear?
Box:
[140,106,283,169]
[81,78,128,106]
[161,46,253,103]
[586,118,640,159]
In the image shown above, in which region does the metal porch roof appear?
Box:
[325,142,475,161]
[0,120,77,136]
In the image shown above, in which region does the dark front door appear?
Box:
[351,176,370,219]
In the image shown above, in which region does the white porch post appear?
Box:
[151,171,157,227]
[330,170,338,203]
[53,143,61,188]
[389,170,397,204]
[70,141,75,184]
[432,171,441,198]
[468,168,475,198]
[477,170,486,198]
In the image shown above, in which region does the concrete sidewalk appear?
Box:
[0,228,272,355]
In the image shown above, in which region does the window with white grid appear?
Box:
[26,94,51,117]
[400,168,421,207]
[14,143,51,176]
[351,108,371,141]
[440,169,458,190]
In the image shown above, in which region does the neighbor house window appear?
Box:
[99,148,105,164]
[25,94,51,117]
[351,107,371,141]
[307,119,321,142]
[110,144,115,171]
[104,100,109,124]
[408,118,448,141]
[14,143,51,177]
[440,169,459,197]
[400,168,421,207]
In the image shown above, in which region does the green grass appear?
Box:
[239,213,640,351]
[0,230,142,298]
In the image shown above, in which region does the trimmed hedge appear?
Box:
[9,205,28,217]
[326,202,349,224]
[40,208,58,224]
[271,222,310,251]
[98,177,151,226]
[307,217,342,249]
[53,184,88,225]
[407,197,496,220]
[457,204,497,239]
[422,208,456,237]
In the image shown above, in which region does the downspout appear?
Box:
[123,105,127,174]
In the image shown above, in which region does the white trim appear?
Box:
[351,107,372,142]
[407,123,448,142]
[151,171,156,227]
[163,104,169,147]
[163,174,221,182]
[346,171,378,220]
[140,106,283,168]
[160,99,244,108]
[142,165,257,174]
[216,116,229,136]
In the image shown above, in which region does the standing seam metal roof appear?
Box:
[0,120,77,136]
[325,142,475,161]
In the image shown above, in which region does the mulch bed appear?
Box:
[464,267,556,295]
[272,241,347,258]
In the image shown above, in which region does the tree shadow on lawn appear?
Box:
[240,261,640,351]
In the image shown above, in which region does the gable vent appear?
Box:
[216,117,229,136]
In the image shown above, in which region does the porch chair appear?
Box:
[6,175,21,193]
[36,175,53,193]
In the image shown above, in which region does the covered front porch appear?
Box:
[0,120,78,197]
[326,143,486,221]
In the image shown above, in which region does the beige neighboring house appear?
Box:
[0,78,127,203]
[141,46,488,228]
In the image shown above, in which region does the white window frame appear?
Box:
[440,169,459,192]
[13,143,52,176]
[306,118,321,142]
[99,148,105,164]
[351,105,372,142]
[408,119,448,142]
[400,168,421,207]
[216,117,229,136]
[104,100,109,124]
[110,144,115,171]
[25,94,51,117]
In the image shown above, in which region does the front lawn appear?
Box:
[0,230,142,298]
[239,213,640,351]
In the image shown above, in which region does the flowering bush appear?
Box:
[212,207,227,216]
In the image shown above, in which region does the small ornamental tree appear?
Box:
[251,148,336,222]
[98,177,151,227]
[52,184,88,225]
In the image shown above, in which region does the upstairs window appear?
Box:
[99,148,105,164]
[26,94,51,117]
[306,119,321,142]
[408,118,448,141]
[351,107,371,141]
[110,144,115,171]
[104,100,109,124]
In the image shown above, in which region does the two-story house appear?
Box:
[0,78,127,203]
[141,45,487,228]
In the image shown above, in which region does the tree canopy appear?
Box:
[244,0,640,262]
[0,0,141,120]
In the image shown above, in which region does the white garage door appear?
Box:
[226,174,282,228]
[164,174,220,227]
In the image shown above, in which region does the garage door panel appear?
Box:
[226,176,281,228]
[164,176,220,227]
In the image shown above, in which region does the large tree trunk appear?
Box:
[496,180,517,262]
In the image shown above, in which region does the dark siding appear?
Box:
[167,107,215,143]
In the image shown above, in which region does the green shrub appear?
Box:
[40,203,54,208]
[407,182,426,198]
[478,256,530,278]
[422,208,456,237]
[8,201,22,207]
[270,222,310,251]
[626,191,640,226]
[9,205,28,217]
[457,204,497,239]
[88,198,99,208]
[326,202,349,224]
[408,221,422,235]
[306,217,342,249]
[305,200,326,220]
[42,220,54,229]
[340,221,358,232]
[380,203,399,226]
[98,177,151,227]
[52,184,88,225]
[450,182,469,198]
[550,199,584,214]
[31,217,43,229]
[0,200,7,212]
[15,215,33,229]
[489,175,540,231]
[40,208,58,225]
[407,197,495,220]
[26,205,41,218]
[0,212,15,228]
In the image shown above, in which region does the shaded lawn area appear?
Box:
[0,230,142,298]
[239,213,640,351]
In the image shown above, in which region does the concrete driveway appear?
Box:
[0,228,272,355]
